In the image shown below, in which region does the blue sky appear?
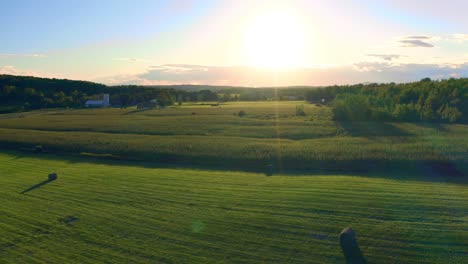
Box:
[0,0,213,52]
[1,0,468,86]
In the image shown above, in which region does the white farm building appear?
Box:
[85,94,110,108]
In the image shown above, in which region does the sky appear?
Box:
[1,0,468,86]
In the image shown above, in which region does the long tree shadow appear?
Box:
[3,149,467,185]
[336,121,412,137]
[413,122,449,133]
[21,178,56,194]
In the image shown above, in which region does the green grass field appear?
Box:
[0,102,466,172]
[1,101,467,263]
[1,151,467,263]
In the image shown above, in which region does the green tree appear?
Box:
[439,104,462,123]
[295,105,306,116]
[222,92,231,102]
[393,103,419,122]
[332,94,371,121]
[157,91,174,107]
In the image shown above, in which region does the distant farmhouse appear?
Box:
[85,94,110,108]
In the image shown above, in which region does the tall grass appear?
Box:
[0,101,466,172]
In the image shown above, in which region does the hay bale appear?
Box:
[265,164,274,176]
[35,145,43,153]
[58,215,78,224]
[340,227,356,240]
[238,110,247,117]
[339,227,366,264]
[48,173,58,181]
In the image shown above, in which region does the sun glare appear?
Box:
[242,9,307,70]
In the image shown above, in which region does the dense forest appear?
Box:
[305,78,468,124]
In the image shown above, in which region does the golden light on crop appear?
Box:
[242,9,307,70]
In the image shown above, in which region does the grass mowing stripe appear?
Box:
[1,151,467,263]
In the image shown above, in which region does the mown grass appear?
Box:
[1,101,467,263]
[0,151,467,263]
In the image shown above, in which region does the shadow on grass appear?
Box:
[9,155,24,161]
[280,160,467,184]
[4,149,467,185]
[413,122,449,132]
[123,108,156,115]
[21,178,56,194]
[336,121,412,137]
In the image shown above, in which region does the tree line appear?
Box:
[0,75,217,112]
[305,78,468,124]
[2,74,467,124]
[0,75,308,113]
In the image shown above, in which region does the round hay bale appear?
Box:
[339,227,356,240]
[48,173,58,181]
[339,227,367,264]
[35,145,44,153]
[265,164,274,176]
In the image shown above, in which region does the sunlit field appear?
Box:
[1,102,467,263]
[1,151,467,263]
[3,0,468,263]
[0,102,466,173]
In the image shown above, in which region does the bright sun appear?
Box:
[243,9,307,70]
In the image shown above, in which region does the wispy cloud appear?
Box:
[366,54,403,61]
[96,62,468,86]
[399,36,435,48]
[453,34,468,42]
[354,61,392,72]
[0,65,62,79]
[113,57,147,62]
[404,35,431,40]
[0,65,38,76]
[0,53,47,58]
[399,39,434,47]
